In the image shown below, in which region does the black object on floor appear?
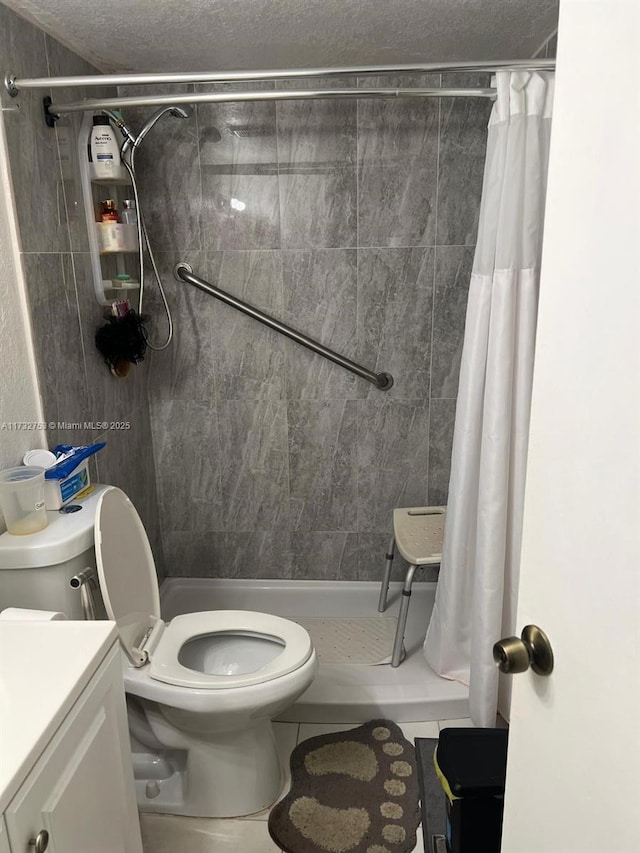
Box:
[435,728,509,853]
[414,738,446,851]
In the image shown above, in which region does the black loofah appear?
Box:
[95,310,148,376]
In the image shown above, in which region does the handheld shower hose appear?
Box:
[104,106,193,351]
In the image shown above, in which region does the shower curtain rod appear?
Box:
[5,58,555,96]
[46,87,496,116]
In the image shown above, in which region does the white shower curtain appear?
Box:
[424,71,554,727]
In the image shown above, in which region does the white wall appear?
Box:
[0,107,45,529]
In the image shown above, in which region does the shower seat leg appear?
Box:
[391,563,418,667]
[378,536,396,612]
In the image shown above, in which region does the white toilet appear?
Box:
[0,485,317,818]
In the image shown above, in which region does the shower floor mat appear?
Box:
[293,617,399,665]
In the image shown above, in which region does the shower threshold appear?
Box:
[160,578,469,723]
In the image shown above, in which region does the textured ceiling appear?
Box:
[4,0,558,73]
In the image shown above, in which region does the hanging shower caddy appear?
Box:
[77,113,140,307]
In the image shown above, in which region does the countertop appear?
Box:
[0,620,117,812]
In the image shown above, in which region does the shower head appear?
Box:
[109,104,193,162]
[168,106,193,120]
[131,104,193,150]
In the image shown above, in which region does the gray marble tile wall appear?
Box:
[533,30,558,59]
[0,3,165,578]
[132,73,492,581]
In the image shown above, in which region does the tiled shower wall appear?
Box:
[133,76,492,580]
[0,3,165,576]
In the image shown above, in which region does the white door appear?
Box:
[500,1,640,851]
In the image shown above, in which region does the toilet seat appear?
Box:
[94,487,313,687]
[149,610,313,689]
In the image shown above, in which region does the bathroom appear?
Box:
[0,0,638,851]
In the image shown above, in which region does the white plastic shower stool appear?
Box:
[378,506,446,667]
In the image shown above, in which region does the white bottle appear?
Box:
[89,116,125,181]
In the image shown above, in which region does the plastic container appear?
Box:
[44,459,91,510]
[0,467,48,536]
[22,449,57,469]
[42,442,105,510]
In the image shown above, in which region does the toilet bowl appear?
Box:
[0,485,317,818]
[118,612,316,817]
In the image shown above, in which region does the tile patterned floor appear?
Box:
[139,718,475,852]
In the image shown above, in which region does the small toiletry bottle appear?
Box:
[121,199,138,225]
[100,200,119,222]
[89,116,125,181]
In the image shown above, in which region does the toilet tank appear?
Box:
[0,485,110,619]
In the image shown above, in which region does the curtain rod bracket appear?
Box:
[42,96,59,128]
[4,73,19,97]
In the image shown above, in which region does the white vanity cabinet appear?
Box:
[0,622,142,853]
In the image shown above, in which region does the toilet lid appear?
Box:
[94,487,160,626]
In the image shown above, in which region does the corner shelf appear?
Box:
[78,113,141,307]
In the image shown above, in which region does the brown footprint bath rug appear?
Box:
[268,719,420,853]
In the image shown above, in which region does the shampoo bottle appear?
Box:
[89,115,125,181]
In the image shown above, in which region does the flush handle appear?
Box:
[29,830,49,853]
[493,625,554,676]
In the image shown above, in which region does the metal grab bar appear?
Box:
[173,263,394,391]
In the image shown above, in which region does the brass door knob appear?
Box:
[493,625,554,676]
